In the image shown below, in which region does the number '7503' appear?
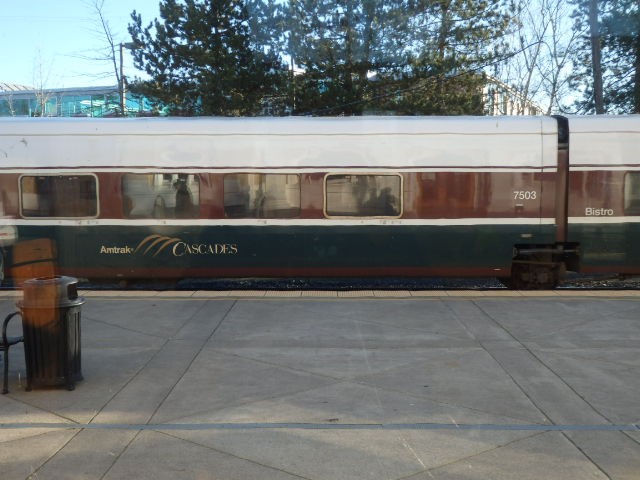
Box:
[513,191,537,200]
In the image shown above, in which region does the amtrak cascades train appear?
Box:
[0,115,638,289]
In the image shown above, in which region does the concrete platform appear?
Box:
[1,290,639,479]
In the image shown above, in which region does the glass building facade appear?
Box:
[0,85,154,117]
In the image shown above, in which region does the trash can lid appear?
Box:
[20,276,85,308]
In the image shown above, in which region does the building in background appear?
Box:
[0,84,154,117]
[2,77,543,117]
[483,76,544,116]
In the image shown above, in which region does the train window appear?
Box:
[224,174,300,218]
[325,174,402,217]
[122,173,200,219]
[624,172,640,215]
[20,175,97,218]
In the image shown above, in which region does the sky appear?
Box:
[0,0,161,89]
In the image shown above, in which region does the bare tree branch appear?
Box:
[499,0,579,113]
[80,0,125,115]
[33,49,54,116]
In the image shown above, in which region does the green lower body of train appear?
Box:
[3,222,638,287]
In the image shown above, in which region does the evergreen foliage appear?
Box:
[128,0,515,116]
[128,0,287,115]
[570,0,640,113]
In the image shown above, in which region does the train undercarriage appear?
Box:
[502,242,580,289]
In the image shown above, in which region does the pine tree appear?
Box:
[284,0,393,115]
[570,0,640,113]
[128,0,287,115]
[126,0,515,116]
[379,0,513,115]
[602,0,640,113]
[286,0,514,115]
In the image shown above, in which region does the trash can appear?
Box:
[17,276,85,391]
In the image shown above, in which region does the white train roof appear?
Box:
[567,115,640,168]
[1,115,562,170]
[567,114,640,133]
[0,115,558,135]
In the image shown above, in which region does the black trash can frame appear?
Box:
[17,276,85,391]
[2,312,24,394]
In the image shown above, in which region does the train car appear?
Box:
[566,116,640,278]
[0,115,637,288]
